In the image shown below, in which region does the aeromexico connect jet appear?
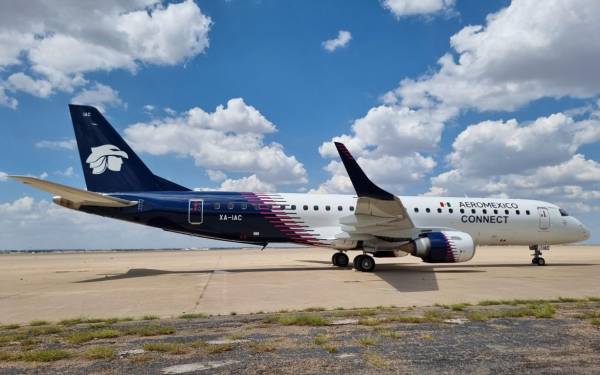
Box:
[11,105,590,271]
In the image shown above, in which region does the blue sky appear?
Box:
[1,0,599,248]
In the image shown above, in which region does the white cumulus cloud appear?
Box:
[125,98,308,188]
[382,0,455,18]
[0,0,212,108]
[322,30,352,52]
[71,83,123,112]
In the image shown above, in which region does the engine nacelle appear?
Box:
[411,231,476,263]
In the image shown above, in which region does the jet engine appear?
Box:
[406,231,476,263]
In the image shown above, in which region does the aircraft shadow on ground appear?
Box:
[76,262,597,293]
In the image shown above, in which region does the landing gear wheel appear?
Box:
[532,257,539,264]
[332,252,349,267]
[537,257,546,266]
[353,255,365,271]
[359,255,376,272]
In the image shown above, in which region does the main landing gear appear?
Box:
[353,254,376,272]
[530,245,548,266]
[331,252,349,267]
[331,252,376,272]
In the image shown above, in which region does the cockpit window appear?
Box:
[559,208,569,217]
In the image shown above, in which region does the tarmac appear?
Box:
[1,245,599,323]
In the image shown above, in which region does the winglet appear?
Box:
[334,142,395,200]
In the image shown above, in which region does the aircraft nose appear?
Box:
[580,224,591,241]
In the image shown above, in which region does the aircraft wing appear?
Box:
[9,176,138,208]
[333,143,415,242]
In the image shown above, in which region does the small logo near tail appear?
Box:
[86,144,128,174]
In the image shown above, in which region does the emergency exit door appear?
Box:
[188,199,204,224]
[538,207,550,230]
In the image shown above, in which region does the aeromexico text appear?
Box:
[458,201,520,224]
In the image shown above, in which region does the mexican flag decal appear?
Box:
[440,201,451,208]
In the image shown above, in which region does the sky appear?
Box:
[1,0,599,249]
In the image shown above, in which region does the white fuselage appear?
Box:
[275,194,590,246]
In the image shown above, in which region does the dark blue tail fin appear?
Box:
[69,104,189,193]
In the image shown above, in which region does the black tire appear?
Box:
[532,257,538,264]
[332,253,338,266]
[353,255,364,271]
[537,257,546,266]
[337,252,349,267]
[360,255,376,272]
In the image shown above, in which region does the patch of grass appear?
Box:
[178,313,208,319]
[532,303,556,318]
[19,338,40,349]
[227,332,246,340]
[0,350,14,361]
[302,307,326,312]
[449,303,471,311]
[377,329,403,339]
[0,333,26,345]
[359,318,383,326]
[364,352,388,369]
[466,311,489,321]
[276,314,329,326]
[356,336,378,347]
[333,308,377,318]
[423,310,453,322]
[205,343,234,354]
[83,346,117,360]
[248,340,278,353]
[143,342,189,354]
[557,297,580,303]
[29,320,49,326]
[591,319,600,326]
[0,324,20,330]
[587,296,600,302]
[28,325,63,336]
[322,343,338,353]
[575,311,600,319]
[67,328,122,344]
[314,334,330,346]
[388,316,426,324]
[20,349,72,362]
[125,325,175,337]
[141,315,159,321]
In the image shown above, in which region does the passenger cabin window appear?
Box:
[291,205,296,210]
[414,207,419,213]
[280,205,286,210]
[214,202,220,210]
[437,208,442,213]
[349,206,355,211]
[516,210,520,215]
[228,202,234,210]
[460,208,464,214]
[449,208,453,214]
[471,209,476,214]
[526,210,530,215]
[505,209,509,215]
[338,206,343,211]
[426,208,431,213]
[241,203,247,210]
[314,205,319,211]
[494,209,498,214]
[559,208,569,217]
[303,205,308,210]
[326,205,331,211]
[482,209,487,214]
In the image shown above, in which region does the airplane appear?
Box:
[10,105,590,271]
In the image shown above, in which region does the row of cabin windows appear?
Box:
[413,207,531,216]
[211,203,354,212]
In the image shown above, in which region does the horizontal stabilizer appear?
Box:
[9,176,137,208]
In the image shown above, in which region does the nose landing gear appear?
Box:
[530,245,548,266]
